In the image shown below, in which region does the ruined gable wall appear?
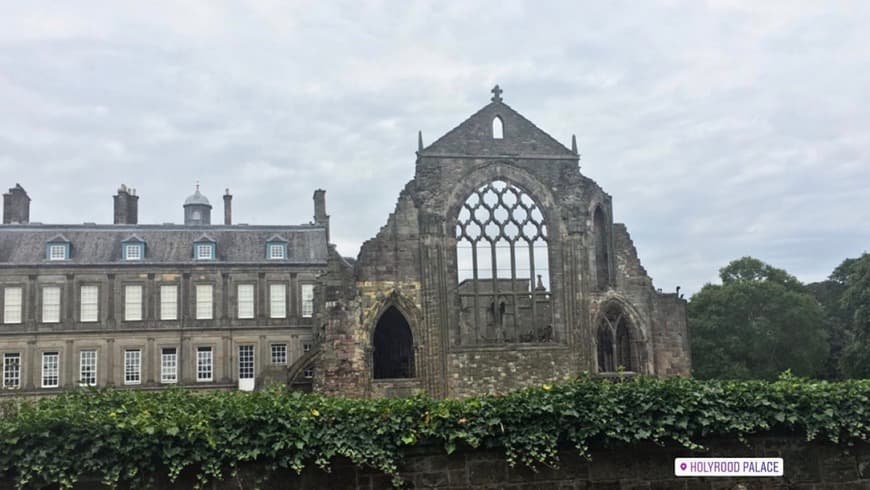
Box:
[604,223,691,376]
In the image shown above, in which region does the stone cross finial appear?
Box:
[491,84,503,102]
[195,180,200,192]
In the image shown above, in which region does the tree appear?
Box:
[831,253,870,378]
[689,257,828,379]
[804,279,850,379]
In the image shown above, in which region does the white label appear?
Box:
[675,458,783,477]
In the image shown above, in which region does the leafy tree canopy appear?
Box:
[689,257,828,379]
[832,253,870,378]
[719,256,803,291]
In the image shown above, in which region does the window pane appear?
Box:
[196,244,213,260]
[269,244,285,259]
[195,285,213,320]
[124,285,143,321]
[237,284,254,319]
[238,345,254,380]
[271,344,287,364]
[42,286,61,323]
[196,347,213,382]
[49,244,66,260]
[3,287,22,324]
[80,285,99,322]
[269,284,286,319]
[160,285,177,320]
[3,353,21,389]
[79,350,97,387]
[41,352,59,388]
[125,244,142,260]
[161,347,177,383]
[124,349,141,385]
[301,284,314,318]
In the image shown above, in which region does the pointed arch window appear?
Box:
[492,116,504,139]
[597,306,635,372]
[593,206,610,290]
[597,324,614,372]
[456,180,551,344]
[373,307,414,379]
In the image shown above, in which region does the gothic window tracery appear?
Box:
[456,180,551,344]
[596,306,635,372]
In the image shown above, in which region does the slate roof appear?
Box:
[0,224,327,265]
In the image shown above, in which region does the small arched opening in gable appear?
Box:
[492,116,504,139]
[372,306,415,379]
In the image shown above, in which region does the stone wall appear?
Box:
[446,346,577,397]
[155,436,869,489]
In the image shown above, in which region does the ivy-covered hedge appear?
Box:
[1,374,868,488]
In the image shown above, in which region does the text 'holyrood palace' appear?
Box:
[0,87,690,398]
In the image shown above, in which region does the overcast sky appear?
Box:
[1,1,868,295]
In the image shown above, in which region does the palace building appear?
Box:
[0,88,690,398]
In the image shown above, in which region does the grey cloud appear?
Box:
[1,1,868,297]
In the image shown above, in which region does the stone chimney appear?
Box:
[113,185,139,224]
[313,189,329,242]
[223,188,232,225]
[128,188,138,224]
[2,184,30,224]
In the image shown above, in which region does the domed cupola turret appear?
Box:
[183,182,212,225]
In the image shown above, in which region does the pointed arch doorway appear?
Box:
[372,306,415,379]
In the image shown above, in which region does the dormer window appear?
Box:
[122,236,146,261]
[45,235,71,261]
[193,235,217,261]
[196,243,215,260]
[266,236,288,260]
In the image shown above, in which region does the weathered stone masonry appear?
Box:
[316,88,691,399]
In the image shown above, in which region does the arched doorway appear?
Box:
[373,306,415,379]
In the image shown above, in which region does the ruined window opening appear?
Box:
[456,180,551,345]
[492,116,504,139]
[597,324,614,372]
[593,206,610,290]
[597,306,634,372]
[372,306,414,379]
[616,321,632,370]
